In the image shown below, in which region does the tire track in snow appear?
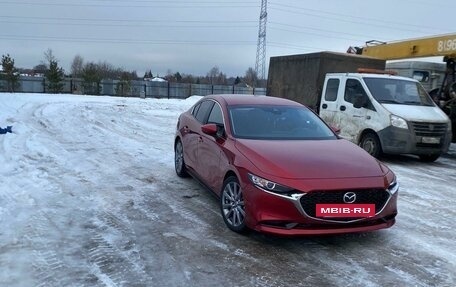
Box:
[25,212,68,287]
[85,212,153,287]
[130,167,297,287]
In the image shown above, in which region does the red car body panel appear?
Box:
[175,94,398,236]
[235,139,385,179]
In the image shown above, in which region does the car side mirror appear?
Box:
[353,94,367,109]
[201,123,218,136]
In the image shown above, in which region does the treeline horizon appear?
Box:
[2,49,265,87]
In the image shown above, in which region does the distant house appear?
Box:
[151,77,167,82]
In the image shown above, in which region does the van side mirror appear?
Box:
[330,126,341,135]
[353,94,367,109]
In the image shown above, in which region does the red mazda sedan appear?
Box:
[174,94,398,236]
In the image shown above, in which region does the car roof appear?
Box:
[207,94,303,106]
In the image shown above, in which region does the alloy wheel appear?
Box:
[174,140,187,177]
[221,178,246,230]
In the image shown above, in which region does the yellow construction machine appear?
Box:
[348,33,456,141]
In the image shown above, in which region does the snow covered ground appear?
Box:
[0,93,455,287]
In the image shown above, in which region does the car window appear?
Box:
[344,79,367,104]
[192,103,201,117]
[229,105,336,140]
[207,103,224,125]
[195,100,214,123]
[324,79,339,101]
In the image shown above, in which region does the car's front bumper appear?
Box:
[243,180,398,237]
[378,124,451,156]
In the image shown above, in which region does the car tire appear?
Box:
[419,154,440,162]
[220,176,247,233]
[360,132,382,158]
[174,140,188,177]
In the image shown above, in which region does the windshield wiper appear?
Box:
[403,101,434,106]
[378,99,401,104]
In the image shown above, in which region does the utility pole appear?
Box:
[255,0,267,83]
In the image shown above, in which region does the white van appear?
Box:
[319,73,452,162]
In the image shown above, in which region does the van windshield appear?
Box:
[364,77,435,106]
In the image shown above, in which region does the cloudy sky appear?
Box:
[1,0,455,78]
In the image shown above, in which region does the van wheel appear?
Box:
[360,133,382,158]
[419,154,440,162]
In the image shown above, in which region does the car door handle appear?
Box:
[322,104,328,109]
[340,105,346,111]
[353,115,371,119]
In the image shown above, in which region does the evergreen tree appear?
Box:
[174,72,182,82]
[1,54,20,92]
[234,76,241,85]
[144,70,153,79]
[45,60,65,93]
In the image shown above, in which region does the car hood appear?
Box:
[235,139,385,179]
[382,104,449,122]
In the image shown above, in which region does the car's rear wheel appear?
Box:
[220,176,247,233]
[174,140,188,177]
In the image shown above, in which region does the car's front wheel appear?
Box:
[174,140,188,177]
[220,176,247,233]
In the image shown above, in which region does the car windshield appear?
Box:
[228,105,337,140]
[364,77,435,106]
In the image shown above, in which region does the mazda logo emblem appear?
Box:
[343,192,356,203]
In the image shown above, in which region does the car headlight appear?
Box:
[387,178,399,195]
[248,173,294,194]
[390,115,408,129]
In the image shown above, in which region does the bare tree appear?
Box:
[207,66,219,84]
[244,67,258,87]
[70,55,84,77]
[206,66,227,85]
[81,62,102,95]
[42,48,57,69]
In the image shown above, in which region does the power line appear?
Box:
[0,1,258,8]
[0,34,257,45]
[0,20,257,28]
[269,22,380,40]
[268,4,446,34]
[0,15,257,24]
[269,27,363,42]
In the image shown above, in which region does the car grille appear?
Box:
[299,189,390,220]
[412,122,448,148]
[412,122,447,137]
